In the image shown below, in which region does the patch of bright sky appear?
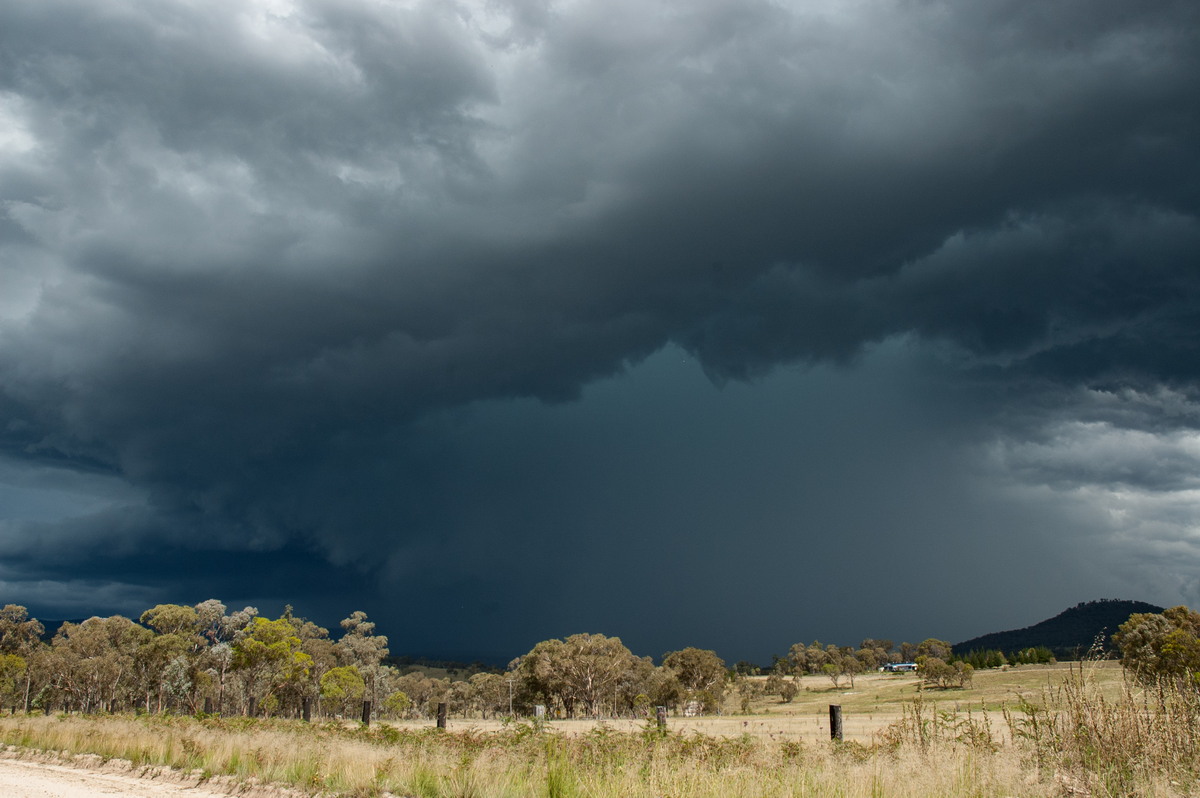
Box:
[0,92,37,156]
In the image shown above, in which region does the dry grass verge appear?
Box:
[0,662,1194,797]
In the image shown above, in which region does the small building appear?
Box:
[881,662,918,673]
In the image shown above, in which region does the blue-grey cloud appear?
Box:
[0,0,1198,659]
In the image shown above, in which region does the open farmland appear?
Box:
[379,661,1123,744]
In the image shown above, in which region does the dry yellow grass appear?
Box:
[0,661,1193,797]
[410,661,1118,744]
[0,712,1056,798]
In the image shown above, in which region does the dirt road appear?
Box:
[0,756,245,798]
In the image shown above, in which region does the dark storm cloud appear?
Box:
[684,202,1200,382]
[1,0,1198,656]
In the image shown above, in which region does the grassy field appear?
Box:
[406,662,1121,744]
[0,661,1197,797]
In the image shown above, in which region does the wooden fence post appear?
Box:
[302,697,311,722]
[437,702,448,729]
[361,700,372,726]
[829,704,843,741]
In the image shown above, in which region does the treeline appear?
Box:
[957,604,1200,680]
[0,601,994,721]
[11,600,1178,723]
[953,646,1056,670]
[0,602,738,720]
[765,638,974,694]
[0,602,415,720]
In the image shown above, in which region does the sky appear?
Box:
[1,0,1198,664]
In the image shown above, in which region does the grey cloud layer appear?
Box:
[0,0,1198,651]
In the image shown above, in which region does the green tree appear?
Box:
[193,599,227,644]
[0,605,45,711]
[139,604,202,638]
[1114,606,1200,680]
[644,667,685,713]
[788,641,827,676]
[662,647,727,713]
[320,665,366,718]
[131,629,191,712]
[381,690,411,719]
[0,653,27,712]
[231,616,313,716]
[735,675,761,712]
[556,633,637,717]
[916,638,953,662]
[662,648,726,695]
[49,616,150,713]
[815,645,863,688]
[613,655,655,716]
[335,611,388,714]
[919,657,973,689]
[515,634,637,718]
[391,672,449,718]
[467,672,509,719]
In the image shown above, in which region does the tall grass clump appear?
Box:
[1005,660,1200,796]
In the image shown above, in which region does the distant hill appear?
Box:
[954,599,1165,660]
[384,654,504,679]
[36,618,88,641]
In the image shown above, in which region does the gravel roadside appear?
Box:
[0,752,307,798]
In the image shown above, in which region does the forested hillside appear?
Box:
[954,599,1163,659]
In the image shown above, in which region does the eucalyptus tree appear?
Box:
[0,605,45,711]
[391,671,450,718]
[644,665,686,712]
[1114,605,1200,681]
[137,603,208,712]
[0,605,44,655]
[131,624,191,712]
[449,678,474,718]
[221,606,259,641]
[734,673,763,712]
[50,616,150,713]
[764,672,796,702]
[663,647,727,711]
[514,637,572,716]
[193,599,227,644]
[515,633,637,718]
[613,654,655,716]
[916,638,954,663]
[319,665,365,718]
[467,671,508,719]
[788,641,827,676]
[140,604,202,637]
[558,634,638,717]
[335,611,389,711]
[918,657,973,688]
[0,652,26,712]
[206,642,234,713]
[279,611,332,716]
[230,616,312,716]
[859,639,896,667]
